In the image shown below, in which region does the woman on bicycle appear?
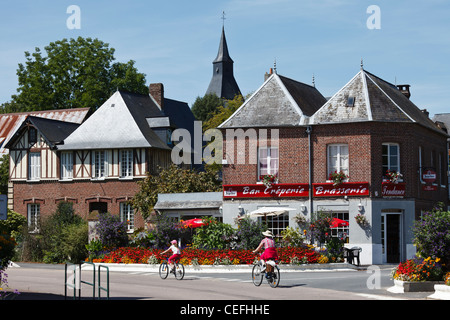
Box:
[253,230,278,268]
[161,240,181,272]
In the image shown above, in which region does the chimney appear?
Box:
[396,84,411,99]
[264,68,274,82]
[421,109,429,118]
[149,83,164,110]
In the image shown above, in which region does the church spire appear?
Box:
[205,14,241,100]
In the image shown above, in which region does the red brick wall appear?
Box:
[12,179,145,228]
[222,122,448,205]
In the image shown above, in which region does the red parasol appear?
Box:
[180,218,206,228]
[330,217,349,228]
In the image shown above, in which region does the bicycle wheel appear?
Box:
[174,262,185,280]
[267,265,280,288]
[252,263,263,286]
[159,262,169,279]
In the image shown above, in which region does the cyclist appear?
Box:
[161,240,181,273]
[252,230,278,274]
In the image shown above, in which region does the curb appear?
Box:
[81,262,366,273]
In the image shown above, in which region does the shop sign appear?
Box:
[313,182,369,197]
[223,183,309,198]
[422,170,436,184]
[422,185,437,191]
[382,182,406,197]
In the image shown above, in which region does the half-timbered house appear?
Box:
[6,85,196,231]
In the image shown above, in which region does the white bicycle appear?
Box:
[251,259,280,288]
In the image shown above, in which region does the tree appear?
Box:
[202,94,244,131]
[191,93,223,122]
[3,37,147,112]
[131,164,222,220]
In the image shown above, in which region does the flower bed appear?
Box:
[89,246,321,265]
[391,257,443,282]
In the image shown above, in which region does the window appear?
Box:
[327,144,349,178]
[382,143,400,178]
[258,147,278,178]
[92,150,107,178]
[330,212,349,242]
[120,150,133,178]
[28,127,37,145]
[347,96,355,107]
[265,213,289,237]
[120,202,134,232]
[60,151,73,180]
[27,204,40,232]
[28,152,41,180]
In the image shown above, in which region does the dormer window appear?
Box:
[347,96,355,107]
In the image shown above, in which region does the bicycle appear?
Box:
[252,259,280,288]
[159,257,185,280]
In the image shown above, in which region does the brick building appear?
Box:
[219,67,449,264]
[6,85,196,232]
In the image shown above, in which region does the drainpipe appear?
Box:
[306,126,313,216]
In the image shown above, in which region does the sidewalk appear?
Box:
[79,261,369,273]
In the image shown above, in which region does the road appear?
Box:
[4,263,432,302]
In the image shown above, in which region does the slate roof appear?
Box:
[0,108,90,156]
[59,91,171,150]
[310,69,445,135]
[219,73,326,128]
[5,116,80,149]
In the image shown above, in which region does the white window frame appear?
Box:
[120,202,134,232]
[382,143,400,178]
[327,144,349,178]
[92,150,107,179]
[27,203,40,232]
[60,151,73,180]
[258,147,279,178]
[120,150,133,178]
[28,152,41,181]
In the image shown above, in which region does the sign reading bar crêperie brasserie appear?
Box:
[223,183,309,198]
[223,182,370,199]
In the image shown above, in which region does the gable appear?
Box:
[59,91,170,150]
[220,74,320,128]
[311,71,371,124]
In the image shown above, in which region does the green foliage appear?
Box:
[18,202,88,264]
[132,164,222,220]
[2,36,147,113]
[280,227,305,247]
[0,155,9,194]
[202,94,244,131]
[413,204,450,268]
[191,93,222,122]
[192,217,235,250]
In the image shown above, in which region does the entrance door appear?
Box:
[381,211,402,263]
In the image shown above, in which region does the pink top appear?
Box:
[261,237,275,249]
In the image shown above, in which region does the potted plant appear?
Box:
[385,170,403,183]
[259,174,277,187]
[328,171,348,186]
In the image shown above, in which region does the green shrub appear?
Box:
[192,217,234,249]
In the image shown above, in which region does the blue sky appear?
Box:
[1,0,449,117]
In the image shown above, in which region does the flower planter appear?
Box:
[388,280,443,293]
[428,284,450,300]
